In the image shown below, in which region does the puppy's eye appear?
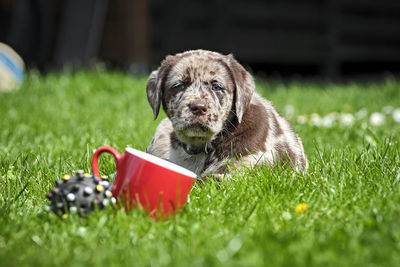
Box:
[212,84,223,91]
[173,83,185,90]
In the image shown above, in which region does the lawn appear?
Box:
[0,69,399,266]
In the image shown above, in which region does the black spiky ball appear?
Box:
[46,170,115,216]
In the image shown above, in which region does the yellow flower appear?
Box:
[296,203,310,214]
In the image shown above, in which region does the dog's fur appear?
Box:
[146,50,307,176]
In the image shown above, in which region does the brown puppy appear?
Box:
[146,50,307,177]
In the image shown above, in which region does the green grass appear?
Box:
[0,69,399,266]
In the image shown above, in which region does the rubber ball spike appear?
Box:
[93,176,100,185]
[45,172,114,216]
[66,193,76,202]
[84,187,93,195]
[70,206,77,213]
[96,185,104,192]
[105,190,112,198]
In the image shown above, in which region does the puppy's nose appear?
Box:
[189,102,207,116]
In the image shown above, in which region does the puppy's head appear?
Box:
[146,50,255,146]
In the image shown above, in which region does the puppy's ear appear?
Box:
[227,54,255,123]
[146,55,178,119]
[146,70,162,119]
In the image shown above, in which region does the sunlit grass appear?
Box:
[0,70,399,266]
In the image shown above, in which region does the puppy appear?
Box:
[146,50,307,177]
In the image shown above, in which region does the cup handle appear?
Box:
[92,146,122,179]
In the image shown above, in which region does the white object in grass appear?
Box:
[393,108,400,123]
[309,113,321,126]
[284,104,295,119]
[340,113,355,126]
[321,115,334,128]
[296,115,307,124]
[355,109,368,119]
[370,112,385,126]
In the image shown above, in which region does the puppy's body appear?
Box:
[146,50,307,176]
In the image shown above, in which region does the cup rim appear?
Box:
[125,147,197,178]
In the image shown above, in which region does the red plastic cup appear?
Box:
[92,146,197,217]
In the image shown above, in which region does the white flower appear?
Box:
[355,109,368,119]
[340,113,355,126]
[327,112,340,120]
[77,227,87,236]
[297,115,307,124]
[370,112,385,126]
[321,115,334,128]
[284,105,295,119]
[282,211,292,220]
[310,113,321,126]
[393,108,400,123]
[382,106,394,114]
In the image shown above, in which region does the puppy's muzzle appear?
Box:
[189,101,207,116]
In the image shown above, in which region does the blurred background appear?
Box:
[1,0,400,80]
